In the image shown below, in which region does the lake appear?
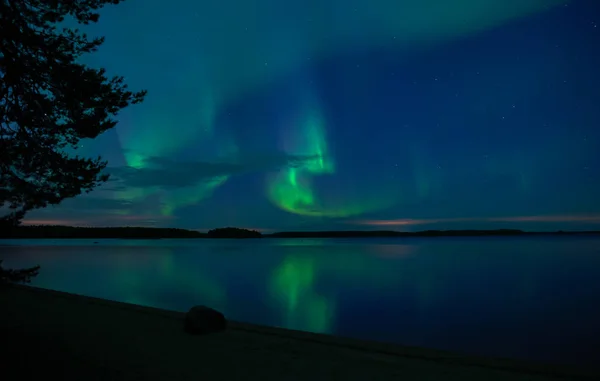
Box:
[1,236,599,369]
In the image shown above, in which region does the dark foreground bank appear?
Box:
[0,285,596,381]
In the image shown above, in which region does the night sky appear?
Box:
[26,0,600,232]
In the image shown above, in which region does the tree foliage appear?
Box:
[0,0,146,225]
[0,260,40,285]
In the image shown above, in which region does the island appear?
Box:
[207,227,262,239]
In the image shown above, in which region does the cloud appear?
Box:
[105,152,320,189]
[18,152,320,225]
[55,196,135,212]
[23,192,174,227]
[351,214,600,228]
[22,214,173,228]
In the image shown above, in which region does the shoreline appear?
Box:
[1,284,596,380]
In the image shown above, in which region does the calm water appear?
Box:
[2,236,600,368]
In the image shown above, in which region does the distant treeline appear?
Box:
[267,229,600,238]
[0,226,263,239]
[207,227,262,238]
[0,225,207,239]
[1,226,598,239]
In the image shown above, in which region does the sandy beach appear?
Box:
[0,284,595,381]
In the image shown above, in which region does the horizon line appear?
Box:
[8,224,600,235]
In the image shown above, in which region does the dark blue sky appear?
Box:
[27,0,600,231]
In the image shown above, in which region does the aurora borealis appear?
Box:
[25,0,600,231]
